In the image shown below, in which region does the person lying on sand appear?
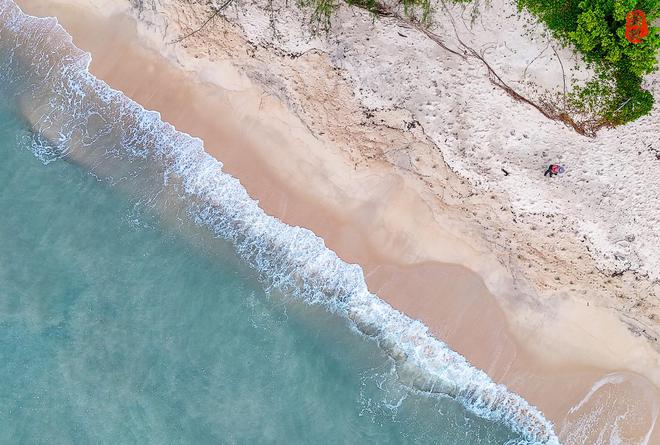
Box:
[544,164,562,177]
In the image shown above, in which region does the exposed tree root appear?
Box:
[357,0,611,137]
[433,0,609,137]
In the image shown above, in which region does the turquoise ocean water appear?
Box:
[0,1,559,443]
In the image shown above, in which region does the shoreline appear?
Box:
[14,0,660,442]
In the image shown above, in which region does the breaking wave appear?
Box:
[0,0,560,443]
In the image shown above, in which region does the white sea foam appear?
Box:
[0,0,561,443]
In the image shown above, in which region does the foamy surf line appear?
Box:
[0,0,560,443]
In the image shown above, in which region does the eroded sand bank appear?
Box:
[13,0,659,442]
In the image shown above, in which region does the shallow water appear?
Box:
[0,0,557,442]
[0,99,525,444]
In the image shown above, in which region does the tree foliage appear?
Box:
[519,0,660,124]
[569,0,659,75]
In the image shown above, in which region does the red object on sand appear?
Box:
[625,10,649,44]
[551,165,559,174]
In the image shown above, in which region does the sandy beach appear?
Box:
[14,0,660,442]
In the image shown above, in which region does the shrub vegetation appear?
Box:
[517,0,660,124]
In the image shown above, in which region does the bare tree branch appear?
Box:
[551,44,567,110]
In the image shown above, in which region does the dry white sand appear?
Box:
[14,0,660,443]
